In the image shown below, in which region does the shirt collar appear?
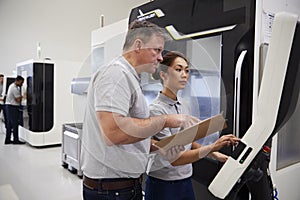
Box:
[120,55,141,82]
[157,92,181,106]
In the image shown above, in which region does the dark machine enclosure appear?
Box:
[17,61,54,132]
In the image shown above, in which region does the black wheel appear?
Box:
[62,162,68,169]
[69,166,77,174]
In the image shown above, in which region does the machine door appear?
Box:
[17,61,54,132]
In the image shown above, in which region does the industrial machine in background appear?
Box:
[61,76,90,177]
[17,59,54,133]
[16,59,81,147]
[61,123,83,177]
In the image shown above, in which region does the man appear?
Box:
[80,20,199,200]
[4,75,25,145]
[0,74,4,118]
[0,74,9,129]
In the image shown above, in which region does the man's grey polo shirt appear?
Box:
[80,56,150,179]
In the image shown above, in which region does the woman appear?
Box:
[146,51,239,200]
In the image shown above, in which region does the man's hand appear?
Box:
[165,114,200,129]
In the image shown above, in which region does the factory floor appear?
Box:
[0,121,82,200]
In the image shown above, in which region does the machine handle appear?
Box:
[233,50,247,138]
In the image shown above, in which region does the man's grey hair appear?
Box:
[123,19,170,51]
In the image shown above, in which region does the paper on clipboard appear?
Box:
[154,113,227,150]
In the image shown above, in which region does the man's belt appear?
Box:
[83,175,142,190]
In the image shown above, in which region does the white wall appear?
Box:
[263,0,300,15]
[0,0,148,76]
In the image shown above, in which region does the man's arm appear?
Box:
[15,96,22,103]
[12,86,22,103]
[97,111,198,145]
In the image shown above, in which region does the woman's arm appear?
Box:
[171,134,239,166]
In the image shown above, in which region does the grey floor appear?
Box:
[0,121,82,200]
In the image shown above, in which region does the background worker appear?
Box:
[4,75,25,145]
[0,74,4,120]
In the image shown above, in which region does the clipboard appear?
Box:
[154,113,227,150]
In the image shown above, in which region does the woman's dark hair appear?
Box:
[152,51,188,82]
